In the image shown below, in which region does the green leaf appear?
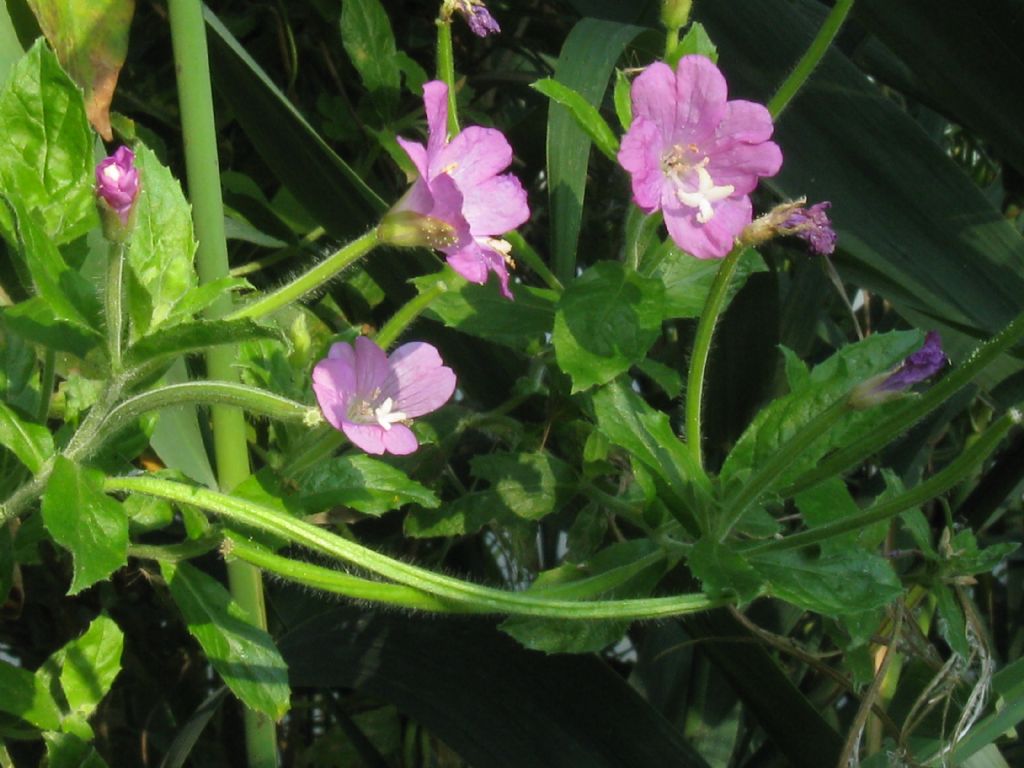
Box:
[591,380,711,532]
[532,78,619,161]
[649,243,766,319]
[123,319,280,369]
[125,145,198,334]
[470,451,576,522]
[667,21,718,66]
[161,561,290,719]
[612,69,631,131]
[0,522,11,606]
[794,476,887,551]
[7,198,102,333]
[148,359,217,489]
[553,262,665,392]
[0,297,100,358]
[0,659,62,731]
[43,732,109,768]
[404,491,515,539]
[40,457,128,594]
[0,40,96,244]
[414,274,556,351]
[296,455,439,516]
[54,614,123,720]
[500,540,665,653]
[943,529,1019,578]
[750,548,903,617]
[25,0,134,141]
[688,538,763,604]
[548,18,644,282]
[635,358,683,399]
[340,0,400,116]
[165,276,252,325]
[0,399,52,474]
[720,330,923,492]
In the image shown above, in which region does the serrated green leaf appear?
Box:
[721,331,923,492]
[55,614,123,720]
[648,243,766,319]
[7,198,102,333]
[43,732,109,768]
[414,273,556,350]
[26,0,134,141]
[532,78,619,161]
[125,145,197,334]
[0,399,52,474]
[750,548,903,617]
[591,380,711,533]
[41,457,128,594]
[554,262,665,392]
[123,319,280,369]
[470,451,576,522]
[688,538,763,603]
[340,0,400,116]
[404,491,511,539]
[0,298,100,358]
[0,40,96,243]
[0,659,61,730]
[794,476,887,552]
[161,561,290,719]
[296,454,439,516]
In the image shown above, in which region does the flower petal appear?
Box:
[353,336,391,397]
[382,423,419,455]
[671,55,728,145]
[706,100,776,150]
[437,126,513,187]
[618,117,665,212]
[397,137,429,180]
[423,81,450,160]
[312,356,356,431]
[386,342,457,418]
[707,140,783,195]
[663,194,750,259]
[342,422,388,455]
[460,173,529,235]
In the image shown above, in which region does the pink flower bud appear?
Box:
[96,146,140,222]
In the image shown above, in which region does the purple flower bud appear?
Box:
[850,332,948,409]
[447,0,501,37]
[876,331,947,393]
[96,146,140,222]
[782,201,836,255]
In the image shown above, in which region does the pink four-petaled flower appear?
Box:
[393,80,529,299]
[618,56,783,259]
[312,337,457,456]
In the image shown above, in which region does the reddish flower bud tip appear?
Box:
[96,146,140,221]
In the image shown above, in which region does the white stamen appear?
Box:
[675,162,735,224]
[374,397,408,431]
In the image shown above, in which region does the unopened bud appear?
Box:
[661,0,693,30]
[850,332,947,409]
[96,146,140,243]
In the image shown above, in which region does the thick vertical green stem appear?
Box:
[105,242,125,371]
[167,1,276,765]
[685,245,743,469]
[436,19,460,134]
[767,0,855,119]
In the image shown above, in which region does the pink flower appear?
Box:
[617,56,783,259]
[391,81,529,299]
[95,146,140,223]
[312,337,457,455]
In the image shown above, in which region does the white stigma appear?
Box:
[675,162,734,224]
[374,397,408,431]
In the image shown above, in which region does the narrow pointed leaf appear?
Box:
[0,400,53,474]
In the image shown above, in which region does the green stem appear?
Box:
[167,1,275,764]
[375,271,451,349]
[785,309,1024,497]
[665,27,679,59]
[129,534,223,563]
[745,410,1020,555]
[686,245,744,469]
[99,382,314,443]
[105,242,126,370]
[227,229,379,321]
[718,396,851,540]
[436,19,460,134]
[767,0,855,119]
[505,231,563,291]
[105,474,722,620]
[37,349,55,423]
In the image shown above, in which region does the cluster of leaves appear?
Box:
[0,0,1022,767]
